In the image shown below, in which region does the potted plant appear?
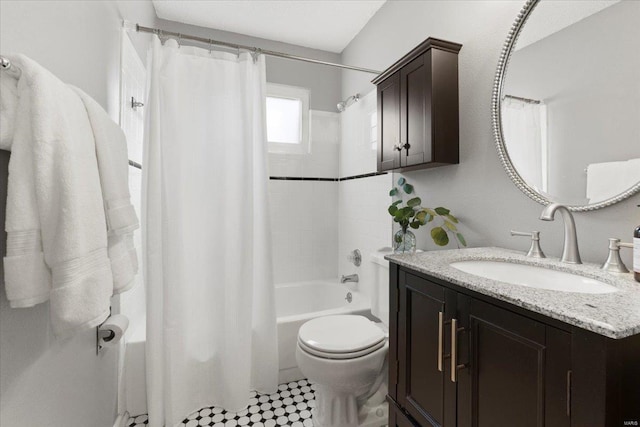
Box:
[389,177,467,253]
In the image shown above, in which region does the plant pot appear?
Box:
[393,228,417,254]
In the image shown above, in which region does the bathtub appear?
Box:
[276,279,372,383]
[123,279,371,416]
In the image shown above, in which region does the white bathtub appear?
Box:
[276,280,372,383]
[123,279,371,416]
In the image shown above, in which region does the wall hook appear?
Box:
[131,97,144,111]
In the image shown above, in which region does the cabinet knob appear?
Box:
[394,143,403,152]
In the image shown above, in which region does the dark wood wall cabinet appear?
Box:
[372,38,462,172]
[387,263,640,427]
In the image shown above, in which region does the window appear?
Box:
[367,110,377,150]
[266,84,310,154]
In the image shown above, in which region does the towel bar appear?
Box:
[0,55,142,171]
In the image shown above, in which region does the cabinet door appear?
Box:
[456,297,571,427]
[377,72,401,171]
[390,398,420,427]
[397,271,457,427]
[400,53,432,168]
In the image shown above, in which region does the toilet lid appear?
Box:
[298,315,385,354]
[298,337,387,360]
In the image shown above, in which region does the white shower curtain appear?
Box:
[502,97,548,192]
[143,37,278,427]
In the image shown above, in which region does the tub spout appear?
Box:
[341,274,359,283]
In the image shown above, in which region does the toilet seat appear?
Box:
[298,337,386,360]
[298,315,386,360]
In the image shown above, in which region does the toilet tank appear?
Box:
[370,248,392,326]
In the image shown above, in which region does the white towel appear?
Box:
[586,158,640,203]
[71,87,139,294]
[0,70,18,149]
[3,54,112,336]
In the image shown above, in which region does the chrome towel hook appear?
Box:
[131,97,144,111]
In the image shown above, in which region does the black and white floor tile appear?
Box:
[128,379,316,427]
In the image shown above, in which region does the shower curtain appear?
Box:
[143,37,278,427]
[502,97,548,192]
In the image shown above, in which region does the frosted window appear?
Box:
[266,97,302,144]
[266,83,310,154]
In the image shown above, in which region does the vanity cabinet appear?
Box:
[388,263,640,427]
[456,296,571,427]
[373,38,462,172]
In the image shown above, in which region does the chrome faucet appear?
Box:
[341,274,359,283]
[539,203,582,264]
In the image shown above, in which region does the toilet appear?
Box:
[295,249,391,427]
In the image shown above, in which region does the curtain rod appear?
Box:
[134,24,382,75]
[503,94,541,104]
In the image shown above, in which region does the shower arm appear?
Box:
[337,94,360,112]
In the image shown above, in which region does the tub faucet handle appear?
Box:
[511,230,546,258]
[347,249,362,267]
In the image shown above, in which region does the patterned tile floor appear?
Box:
[128,379,316,427]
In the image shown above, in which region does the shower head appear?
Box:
[337,94,360,112]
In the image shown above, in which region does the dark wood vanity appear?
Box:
[387,262,640,427]
[372,38,461,172]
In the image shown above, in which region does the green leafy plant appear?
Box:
[389,177,467,248]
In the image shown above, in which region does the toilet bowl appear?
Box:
[295,314,388,427]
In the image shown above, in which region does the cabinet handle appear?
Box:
[394,143,403,152]
[438,312,444,371]
[566,370,572,417]
[438,311,451,373]
[451,318,466,383]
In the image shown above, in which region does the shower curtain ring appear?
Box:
[208,40,214,55]
[158,29,168,45]
[251,48,261,63]
[177,33,182,48]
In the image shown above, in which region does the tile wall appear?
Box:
[338,174,393,300]
[268,100,393,297]
[268,111,340,284]
[338,88,393,301]
[269,180,338,284]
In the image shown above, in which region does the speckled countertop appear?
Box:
[385,247,640,339]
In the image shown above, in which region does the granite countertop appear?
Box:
[385,247,640,339]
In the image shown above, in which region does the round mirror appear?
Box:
[493,0,640,211]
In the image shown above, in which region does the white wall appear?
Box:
[341,0,639,265]
[269,112,340,284]
[0,1,156,426]
[337,89,392,302]
[270,180,339,283]
[338,174,393,300]
[269,111,340,179]
[339,89,378,178]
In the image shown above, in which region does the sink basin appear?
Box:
[450,260,618,294]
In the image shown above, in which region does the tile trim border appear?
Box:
[269,171,388,182]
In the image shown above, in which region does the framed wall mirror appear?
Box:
[492,0,640,211]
